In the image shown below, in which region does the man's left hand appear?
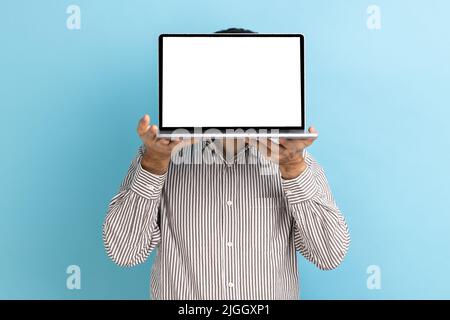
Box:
[247,127,318,180]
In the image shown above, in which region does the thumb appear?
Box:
[137,114,150,136]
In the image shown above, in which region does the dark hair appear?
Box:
[215,28,256,34]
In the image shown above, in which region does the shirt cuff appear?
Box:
[281,166,318,204]
[130,160,167,200]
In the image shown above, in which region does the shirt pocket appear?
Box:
[247,196,284,236]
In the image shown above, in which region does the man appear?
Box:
[103,28,350,300]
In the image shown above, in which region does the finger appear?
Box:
[137,115,150,137]
[303,126,318,146]
[166,137,181,145]
[143,124,158,141]
[250,138,275,158]
[168,140,183,150]
[261,138,284,159]
[308,126,317,134]
[278,137,296,149]
[279,138,306,149]
[303,139,315,147]
[157,138,171,145]
[256,137,272,150]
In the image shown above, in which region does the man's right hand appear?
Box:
[137,114,192,175]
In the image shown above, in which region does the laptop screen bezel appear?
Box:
[158,33,305,133]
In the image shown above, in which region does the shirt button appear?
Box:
[285,190,292,195]
[228,282,234,288]
[147,184,155,191]
[226,241,233,247]
[226,200,233,207]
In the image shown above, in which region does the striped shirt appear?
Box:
[103,141,350,299]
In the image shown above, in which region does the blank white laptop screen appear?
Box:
[161,35,303,128]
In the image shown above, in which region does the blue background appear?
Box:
[1,0,449,299]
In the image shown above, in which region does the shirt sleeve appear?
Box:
[102,146,166,267]
[281,150,350,270]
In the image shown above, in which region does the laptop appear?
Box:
[157,33,317,139]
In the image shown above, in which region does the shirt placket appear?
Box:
[222,159,238,300]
